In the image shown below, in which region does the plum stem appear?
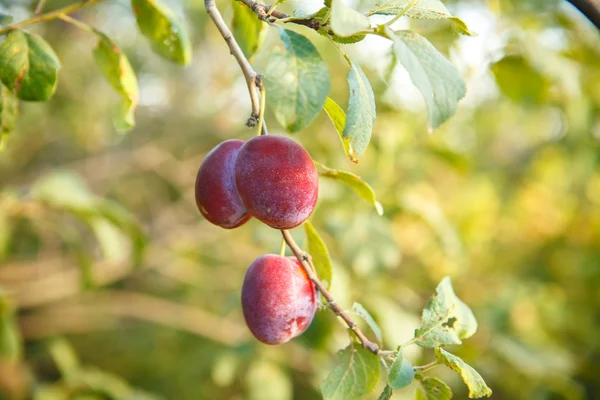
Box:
[204,0,268,135]
[281,230,381,355]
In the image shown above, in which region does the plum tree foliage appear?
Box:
[0,0,493,399]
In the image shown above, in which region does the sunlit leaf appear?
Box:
[0,84,18,144]
[323,97,357,162]
[93,33,139,131]
[0,30,61,101]
[330,0,370,37]
[314,161,383,215]
[434,348,492,398]
[414,276,477,347]
[131,0,192,65]
[343,62,376,159]
[368,0,473,35]
[264,28,330,132]
[351,302,383,343]
[491,56,550,105]
[31,170,97,212]
[232,1,266,60]
[415,377,452,400]
[388,351,414,389]
[304,221,333,290]
[320,345,380,400]
[391,30,466,131]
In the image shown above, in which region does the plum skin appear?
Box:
[241,254,317,345]
[195,139,251,229]
[234,135,318,230]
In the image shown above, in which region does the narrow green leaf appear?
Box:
[323,97,357,163]
[368,0,473,35]
[414,276,477,347]
[0,84,18,143]
[93,33,139,131]
[351,303,383,343]
[391,30,465,131]
[131,0,192,65]
[434,348,492,398]
[314,161,383,215]
[378,385,393,400]
[264,28,330,132]
[389,352,414,389]
[320,345,381,400]
[330,0,371,37]
[415,377,452,400]
[49,339,80,382]
[0,30,61,101]
[232,1,266,60]
[304,221,333,290]
[344,62,376,159]
[0,290,22,363]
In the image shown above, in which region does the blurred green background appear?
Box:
[1,0,600,399]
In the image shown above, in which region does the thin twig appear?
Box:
[414,361,439,373]
[34,0,47,15]
[204,0,267,135]
[0,0,103,35]
[238,0,321,30]
[281,230,380,354]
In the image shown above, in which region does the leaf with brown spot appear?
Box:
[0,31,60,101]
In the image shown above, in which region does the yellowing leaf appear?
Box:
[434,348,492,398]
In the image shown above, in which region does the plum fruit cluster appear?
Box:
[195,135,319,344]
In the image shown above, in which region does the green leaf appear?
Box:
[49,339,80,382]
[330,0,371,37]
[0,12,13,26]
[131,0,192,65]
[0,30,61,101]
[93,33,139,131]
[97,201,146,267]
[351,303,383,343]
[31,170,97,213]
[391,30,465,131]
[304,221,333,290]
[414,276,477,347]
[320,345,380,400]
[0,84,18,144]
[415,377,452,400]
[314,161,383,215]
[264,28,330,132]
[0,290,22,363]
[434,348,492,398]
[323,97,357,162]
[343,62,375,159]
[389,352,414,389]
[490,56,550,105]
[232,1,266,60]
[378,385,393,400]
[368,0,473,35]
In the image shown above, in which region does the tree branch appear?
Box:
[238,0,321,30]
[204,0,267,133]
[0,0,103,35]
[567,0,600,30]
[281,230,380,354]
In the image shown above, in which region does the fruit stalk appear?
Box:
[281,230,380,354]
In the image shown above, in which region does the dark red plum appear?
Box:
[234,135,318,229]
[241,254,317,345]
[195,139,251,229]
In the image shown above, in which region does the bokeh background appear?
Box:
[1,0,599,399]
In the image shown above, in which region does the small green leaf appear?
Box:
[389,352,414,389]
[378,385,393,400]
[344,62,376,159]
[330,0,371,37]
[304,221,333,290]
[49,339,80,382]
[232,1,266,60]
[351,303,383,343]
[434,348,492,398]
[415,377,452,400]
[414,276,477,348]
[31,170,97,212]
[490,56,550,105]
[368,0,473,35]
[97,201,146,268]
[0,84,18,143]
[0,30,61,101]
[323,97,357,162]
[131,0,192,65]
[314,161,383,215]
[320,345,380,400]
[0,290,22,363]
[391,30,465,131]
[93,33,139,131]
[0,12,13,26]
[264,28,330,132]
